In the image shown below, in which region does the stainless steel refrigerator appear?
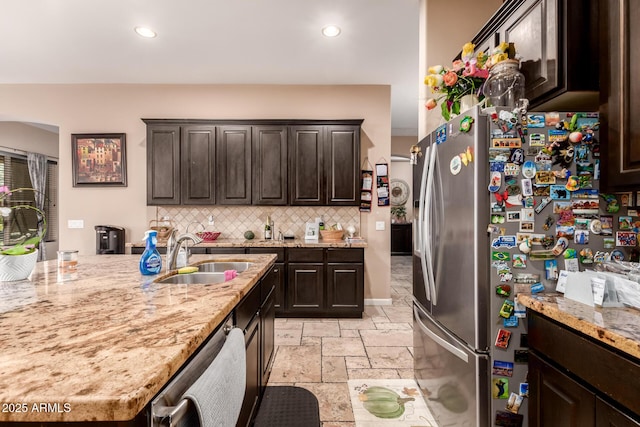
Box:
[413,106,604,427]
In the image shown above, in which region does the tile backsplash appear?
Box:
[154,206,361,239]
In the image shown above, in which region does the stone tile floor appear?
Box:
[268,256,414,426]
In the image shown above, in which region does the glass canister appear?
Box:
[484,59,525,108]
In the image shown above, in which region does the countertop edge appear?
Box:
[517,293,640,361]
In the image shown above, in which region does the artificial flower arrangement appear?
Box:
[0,186,46,255]
[425,42,518,120]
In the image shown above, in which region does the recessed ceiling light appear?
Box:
[134,26,157,38]
[322,25,341,37]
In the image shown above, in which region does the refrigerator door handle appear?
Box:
[414,305,468,363]
[415,145,431,256]
[418,145,431,300]
[423,143,437,304]
[430,148,445,305]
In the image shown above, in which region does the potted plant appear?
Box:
[0,186,47,281]
[391,205,407,224]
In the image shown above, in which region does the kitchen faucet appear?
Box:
[166,229,203,271]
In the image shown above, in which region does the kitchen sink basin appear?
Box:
[156,272,227,285]
[196,261,252,273]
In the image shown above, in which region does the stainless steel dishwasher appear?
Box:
[150,315,235,427]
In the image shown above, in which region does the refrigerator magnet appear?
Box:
[489,171,502,192]
[450,155,462,175]
[495,410,524,427]
[499,300,515,318]
[514,350,529,363]
[495,284,512,297]
[545,260,559,280]
[522,160,536,178]
[503,316,519,328]
[495,329,512,349]
[519,383,529,397]
[492,378,509,398]
[493,360,514,377]
[512,254,526,269]
[506,392,524,414]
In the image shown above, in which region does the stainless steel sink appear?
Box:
[156,272,227,285]
[196,261,252,273]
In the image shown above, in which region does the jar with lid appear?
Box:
[483,59,525,108]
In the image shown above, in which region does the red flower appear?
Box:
[443,71,458,87]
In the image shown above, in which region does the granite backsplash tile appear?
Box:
[154,206,361,239]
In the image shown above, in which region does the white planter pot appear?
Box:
[460,94,480,113]
[0,249,38,282]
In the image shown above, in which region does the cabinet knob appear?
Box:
[273,268,279,273]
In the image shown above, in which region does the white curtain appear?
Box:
[27,152,47,261]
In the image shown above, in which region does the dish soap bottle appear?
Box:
[140,230,162,275]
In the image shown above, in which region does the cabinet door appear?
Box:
[261,288,275,389]
[238,315,260,427]
[596,397,640,427]
[529,352,595,427]
[180,125,216,205]
[216,125,252,204]
[287,263,324,312]
[391,223,413,256]
[326,263,364,314]
[147,125,180,205]
[271,263,285,311]
[289,125,325,205]
[252,126,287,205]
[500,0,597,108]
[600,0,640,190]
[325,125,360,205]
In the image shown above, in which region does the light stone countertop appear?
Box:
[517,293,640,360]
[0,253,276,422]
[127,237,368,249]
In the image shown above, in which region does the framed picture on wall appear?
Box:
[71,133,127,186]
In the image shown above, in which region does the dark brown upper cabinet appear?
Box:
[326,125,360,205]
[144,119,362,206]
[289,125,324,205]
[146,125,181,205]
[289,124,361,206]
[599,0,640,191]
[469,0,599,111]
[181,125,216,205]
[252,126,288,205]
[216,125,252,205]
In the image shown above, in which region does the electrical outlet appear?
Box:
[68,219,84,229]
[375,221,385,231]
[208,215,215,226]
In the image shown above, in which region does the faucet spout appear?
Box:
[166,230,203,271]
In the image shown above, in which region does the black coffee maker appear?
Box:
[95,225,125,254]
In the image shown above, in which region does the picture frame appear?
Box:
[71,133,127,186]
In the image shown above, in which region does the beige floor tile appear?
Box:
[347,368,400,379]
[382,305,413,323]
[375,321,412,330]
[322,356,348,382]
[304,321,341,337]
[270,345,321,382]
[366,346,413,369]
[302,336,323,346]
[274,319,304,330]
[338,318,377,330]
[340,329,361,338]
[296,382,354,422]
[360,329,413,347]
[275,328,302,346]
[322,337,367,357]
[345,356,370,369]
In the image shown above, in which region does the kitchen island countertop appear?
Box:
[0,253,276,422]
[517,293,640,360]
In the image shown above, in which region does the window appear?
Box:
[0,153,58,247]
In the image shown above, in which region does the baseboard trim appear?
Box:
[364,298,393,306]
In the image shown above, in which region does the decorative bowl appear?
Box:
[320,230,344,241]
[196,231,221,242]
[0,249,38,282]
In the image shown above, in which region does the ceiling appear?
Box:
[0,0,420,136]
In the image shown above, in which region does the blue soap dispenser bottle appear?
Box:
[140,230,162,275]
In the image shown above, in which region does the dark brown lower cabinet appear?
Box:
[287,263,324,312]
[528,310,640,427]
[238,314,260,427]
[326,264,364,313]
[529,352,595,427]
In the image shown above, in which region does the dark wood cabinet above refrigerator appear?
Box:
[143,119,363,206]
[469,0,599,111]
